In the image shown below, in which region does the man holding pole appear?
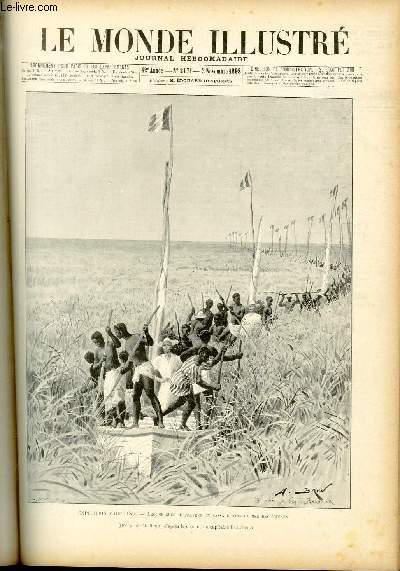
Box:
[113,321,164,428]
[91,323,121,425]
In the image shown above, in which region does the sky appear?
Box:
[26,92,352,243]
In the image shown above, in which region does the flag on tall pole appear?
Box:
[240,170,255,259]
[148,105,172,132]
[322,185,338,291]
[276,227,281,255]
[148,105,173,359]
[319,213,327,248]
[341,197,352,248]
[248,217,263,305]
[284,224,289,255]
[306,216,314,260]
[291,219,297,256]
[270,224,275,254]
[336,205,343,264]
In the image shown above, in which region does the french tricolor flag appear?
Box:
[240,170,252,191]
[148,105,172,132]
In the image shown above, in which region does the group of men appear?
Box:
[277,269,352,314]
[83,294,245,431]
[82,267,351,431]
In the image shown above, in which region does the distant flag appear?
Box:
[148,105,172,132]
[330,184,338,199]
[240,170,252,191]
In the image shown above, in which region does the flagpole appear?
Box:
[248,217,263,305]
[169,105,173,179]
[150,105,173,359]
[270,225,274,254]
[284,225,288,255]
[322,214,327,248]
[306,217,311,260]
[338,206,343,265]
[345,201,352,249]
[322,185,338,291]
[250,180,255,259]
[292,220,297,257]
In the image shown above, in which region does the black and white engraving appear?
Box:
[26,93,352,507]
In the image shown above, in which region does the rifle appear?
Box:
[215,286,229,312]
[187,293,194,310]
[174,311,181,342]
[225,285,233,305]
[144,305,160,332]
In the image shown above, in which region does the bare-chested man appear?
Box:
[203,299,214,330]
[113,322,163,428]
[229,292,246,323]
[172,323,193,356]
[263,296,274,325]
[212,302,228,337]
[91,327,121,425]
[278,293,300,313]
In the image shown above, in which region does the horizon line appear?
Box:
[26,236,344,247]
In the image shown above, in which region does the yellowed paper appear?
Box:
[3,0,399,568]
[0,15,19,566]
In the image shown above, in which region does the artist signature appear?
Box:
[253,482,334,506]
[273,482,333,501]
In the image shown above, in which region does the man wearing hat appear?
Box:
[190,310,208,347]
[152,337,182,410]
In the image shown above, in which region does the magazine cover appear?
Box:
[2,1,398,568]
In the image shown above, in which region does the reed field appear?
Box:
[26,238,351,507]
